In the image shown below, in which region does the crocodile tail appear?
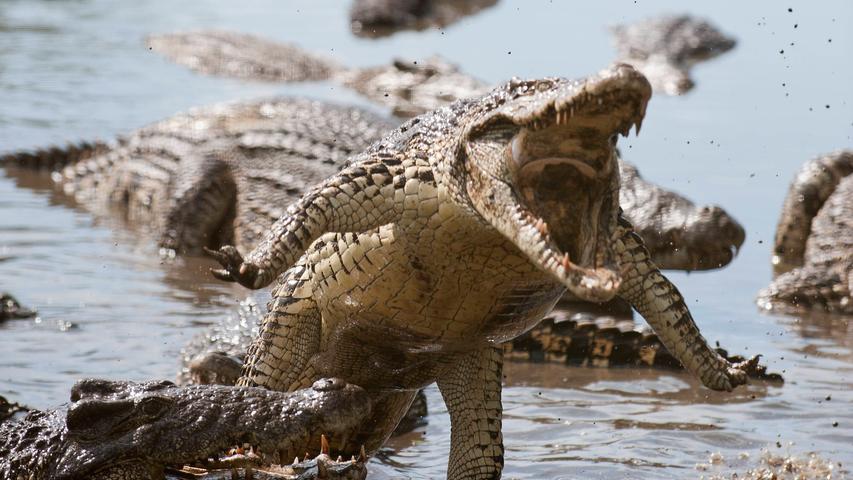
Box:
[145,30,342,83]
[773,150,853,274]
[0,141,111,172]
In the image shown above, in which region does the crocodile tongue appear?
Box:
[511,127,623,302]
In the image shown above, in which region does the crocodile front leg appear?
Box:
[207,159,408,289]
[614,216,755,391]
[437,346,504,480]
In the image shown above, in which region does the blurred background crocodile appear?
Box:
[145,13,736,119]
[758,150,853,315]
[0,378,370,480]
[610,14,736,95]
[348,0,498,38]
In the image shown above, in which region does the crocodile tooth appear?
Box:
[358,445,367,462]
[320,434,330,455]
[293,457,299,465]
[635,117,643,135]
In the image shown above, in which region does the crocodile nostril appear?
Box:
[312,377,347,392]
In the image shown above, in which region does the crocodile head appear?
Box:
[460,64,652,302]
[618,161,745,271]
[53,378,370,479]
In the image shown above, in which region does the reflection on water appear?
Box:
[0,0,851,478]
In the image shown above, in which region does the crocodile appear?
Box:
[1,292,37,321]
[203,65,756,478]
[758,150,853,315]
[2,98,392,255]
[611,15,737,95]
[349,0,498,38]
[2,100,744,271]
[0,378,370,480]
[145,17,736,121]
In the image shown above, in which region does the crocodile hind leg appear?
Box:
[437,346,504,480]
[237,263,320,391]
[614,215,754,391]
[158,152,238,254]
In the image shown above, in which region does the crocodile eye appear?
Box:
[138,397,172,417]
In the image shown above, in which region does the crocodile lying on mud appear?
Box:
[1,98,743,271]
[611,15,736,95]
[145,14,735,119]
[0,378,370,480]
[758,150,853,315]
[1,292,36,321]
[349,0,498,38]
[201,65,757,477]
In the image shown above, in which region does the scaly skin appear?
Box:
[2,102,743,271]
[348,0,498,38]
[0,378,370,480]
[205,65,752,478]
[611,14,737,95]
[143,30,744,268]
[2,98,392,255]
[758,150,853,314]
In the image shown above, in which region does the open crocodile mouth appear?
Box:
[467,65,652,302]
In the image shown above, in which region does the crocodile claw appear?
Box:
[733,354,763,377]
[204,246,263,289]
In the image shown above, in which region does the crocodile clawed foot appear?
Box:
[733,354,763,378]
[204,246,263,289]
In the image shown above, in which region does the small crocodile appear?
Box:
[758,150,853,315]
[611,15,737,95]
[146,31,483,118]
[2,99,743,271]
[349,0,498,38]
[204,65,755,478]
[1,292,37,321]
[0,378,370,480]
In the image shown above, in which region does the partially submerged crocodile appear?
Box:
[1,292,37,321]
[3,98,391,255]
[611,15,737,95]
[2,99,743,271]
[758,150,853,315]
[146,16,736,121]
[349,0,498,38]
[203,65,756,477]
[0,378,370,480]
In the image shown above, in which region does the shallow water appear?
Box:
[0,0,851,478]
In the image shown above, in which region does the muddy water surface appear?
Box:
[1,0,851,478]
